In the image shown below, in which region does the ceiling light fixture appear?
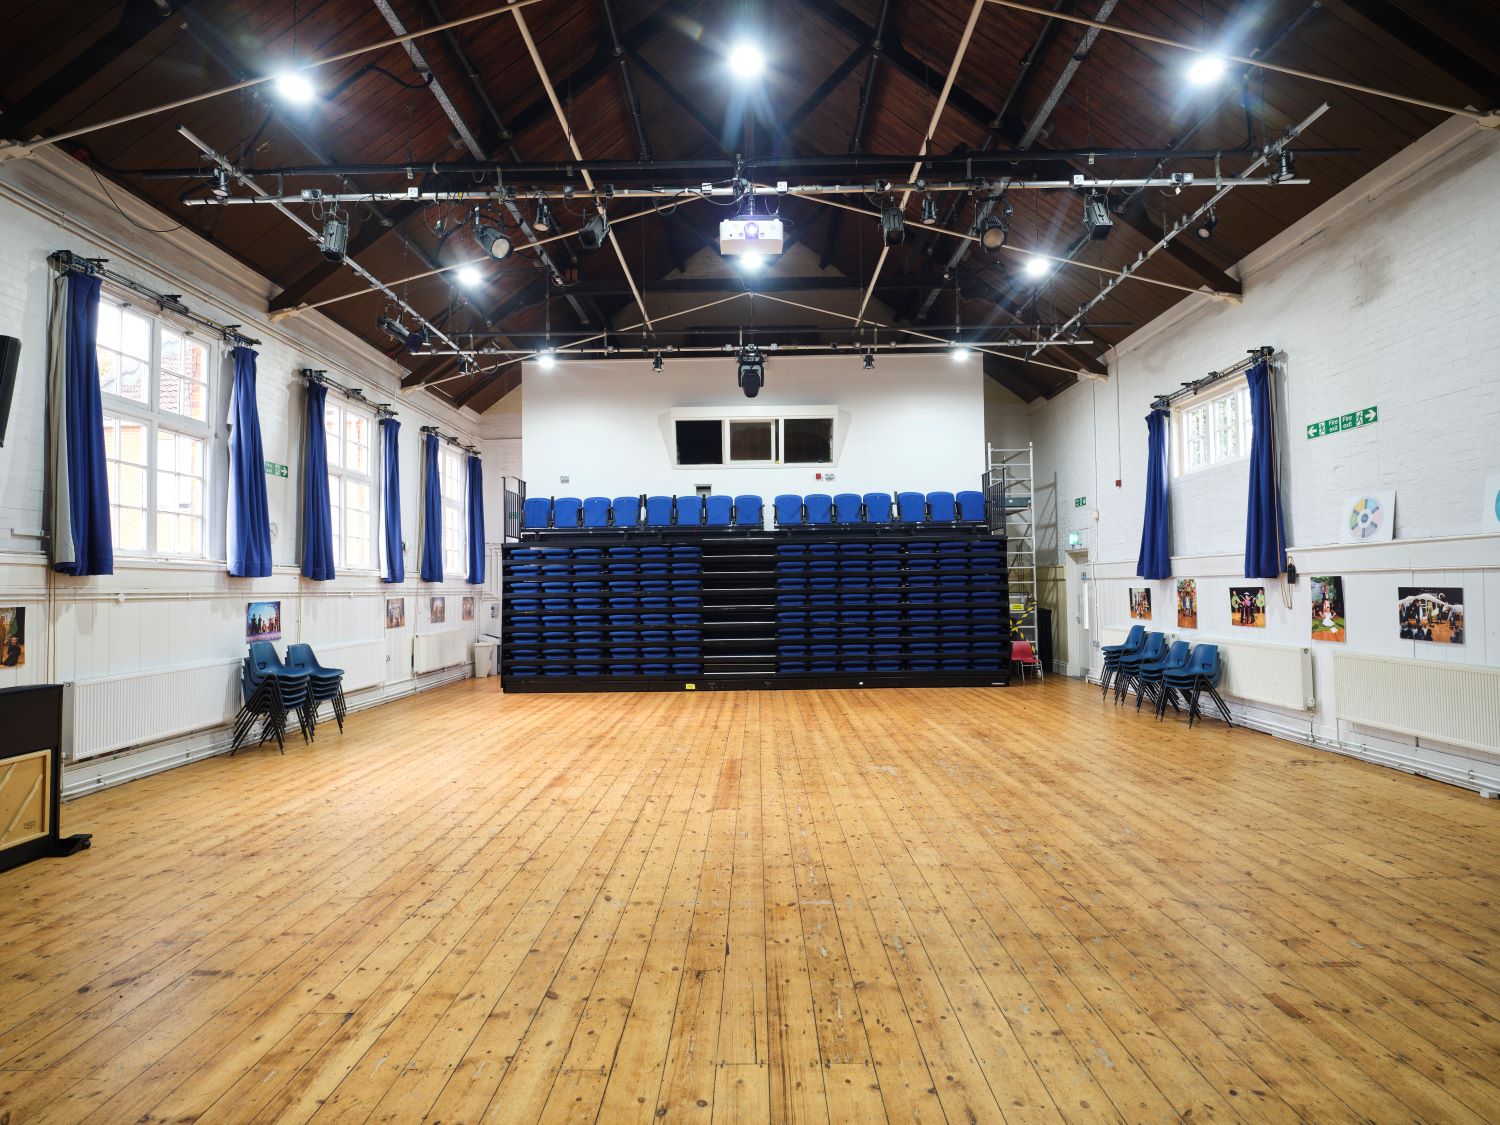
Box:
[209,168,230,199]
[950,342,974,362]
[275,72,316,104]
[377,315,408,344]
[739,251,764,272]
[737,345,765,397]
[456,265,483,287]
[977,214,1008,253]
[578,209,609,251]
[652,351,664,372]
[1023,256,1051,279]
[1083,193,1114,240]
[863,350,875,370]
[319,215,349,263]
[537,348,557,370]
[1187,55,1226,85]
[920,195,938,226]
[728,43,766,80]
[475,223,513,260]
[532,200,554,232]
[1196,209,1218,239]
[881,205,906,246]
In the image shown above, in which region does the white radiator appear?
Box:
[314,638,387,692]
[1334,652,1500,755]
[413,629,471,675]
[1099,629,1314,711]
[69,659,239,761]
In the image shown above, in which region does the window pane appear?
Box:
[117,506,147,552]
[1184,406,1208,471]
[97,348,119,396]
[345,413,370,474]
[728,420,775,462]
[120,309,151,360]
[161,330,184,375]
[118,356,149,403]
[675,420,722,465]
[97,302,121,352]
[783,417,834,463]
[324,405,342,468]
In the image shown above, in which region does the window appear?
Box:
[671,413,835,467]
[97,295,213,557]
[324,399,374,570]
[1175,380,1251,475]
[440,445,467,576]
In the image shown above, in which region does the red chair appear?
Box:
[1011,640,1044,681]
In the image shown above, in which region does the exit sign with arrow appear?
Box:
[1307,404,1378,440]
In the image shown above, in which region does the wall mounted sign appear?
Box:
[263,460,288,478]
[1306,405,1377,439]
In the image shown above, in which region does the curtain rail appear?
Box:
[1151,345,1276,411]
[49,250,261,347]
[420,424,478,456]
[301,368,397,418]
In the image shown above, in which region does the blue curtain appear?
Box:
[227,346,273,577]
[466,453,485,585]
[300,381,335,580]
[49,271,113,576]
[1244,359,1287,578]
[380,417,404,583]
[1135,407,1171,579]
[419,431,443,582]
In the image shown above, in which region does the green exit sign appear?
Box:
[263,460,288,478]
[1073,496,1087,508]
[1306,404,1377,440]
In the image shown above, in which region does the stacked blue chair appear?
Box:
[612,495,641,527]
[863,493,893,523]
[233,663,288,753]
[676,495,703,527]
[1163,645,1232,727]
[582,496,611,528]
[926,491,957,522]
[704,495,733,527]
[1114,631,1166,703]
[645,495,674,527]
[734,495,763,528]
[285,643,348,732]
[236,642,314,752]
[774,495,804,528]
[956,490,986,522]
[1136,640,1190,714]
[523,496,551,530]
[833,493,862,523]
[1099,624,1146,697]
[896,491,926,523]
[553,497,582,529]
[804,494,833,525]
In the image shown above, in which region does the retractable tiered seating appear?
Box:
[521,490,987,533]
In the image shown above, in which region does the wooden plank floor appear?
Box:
[3,678,1500,1124]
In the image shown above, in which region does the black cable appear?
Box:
[90,166,185,234]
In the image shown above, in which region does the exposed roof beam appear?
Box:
[780,43,871,140]
[601,0,652,161]
[1323,0,1500,105]
[629,51,729,151]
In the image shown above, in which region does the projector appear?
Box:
[720,217,784,256]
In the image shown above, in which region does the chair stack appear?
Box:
[285,644,348,732]
[1114,632,1166,703]
[1160,644,1232,727]
[234,642,313,754]
[1098,625,1146,697]
[504,542,704,678]
[773,538,1005,675]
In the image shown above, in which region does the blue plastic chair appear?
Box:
[552,497,582,529]
[285,643,347,731]
[522,496,551,530]
[645,496,674,527]
[896,491,926,523]
[833,493,862,523]
[1099,624,1146,697]
[926,491,957,522]
[863,493,893,523]
[1163,644,1232,727]
[1137,640,1190,714]
[1114,631,1166,703]
[774,495,804,527]
[804,494,833,525]
[734,495,763,528]
[956,490,986,522]
[704,495,733,527]
[676,495,703,527]
[582,497,611,528]
[612,495,641,527]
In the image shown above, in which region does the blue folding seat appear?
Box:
[582,496,611,528]
[522,497,551,529]
[956,490,986,522]
[804,494,833,525]
[645,496,674,527]
[639,545,669,557]
[774,494,804,527]
[833,493,862,524]
[610,544,640,557]
[612,495,641,527]
[926,491,957,522]
[704,495,733,527]
[896,492,926,523]
[676,495,704,527]
[863,493,893,523]
[734,495,764,528]
[641,663,670,676]
[550,497,581,528]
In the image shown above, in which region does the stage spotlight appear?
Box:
[404,327,428,354]
[532,200,554,232]
[1083,193,1114,240]
[652,351,664,373]
[1272,149,1296,182]
[881,205,906,246]
[920,195,938,226]
[579,210,609,251]
[320,216,349,263]
[728,43,765,79]
[950,343,974,362]
[275,72,316,104]
[1023,256,1051,279]
[455,265,483,288]
[537,348,557,369]
[475,224,513,260]
[737,345,765,398]
[210,168,230,199]
[1187,55,1226,85]
[977,214,1008,253]
[377,315,408,344]
[863,350,875,370]
[1196,209,1218,239]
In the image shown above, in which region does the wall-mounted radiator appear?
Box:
[1099,629,1315,711]
[1334,653,1500,755]
[69,659,239,762]
[413,629,471,675]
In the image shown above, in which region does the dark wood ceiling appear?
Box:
[4,0,1496,410]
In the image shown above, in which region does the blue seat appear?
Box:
[956,490,985,522]
[676,495,703,527]
[804,494,833,525]
[862,493,892,523]
[704,495,733,526]
[833,493,862,523]
[582,496,611,528]
[926,491,957,522]
[553,497,582,528]
[645,495,674,527]
[734,495,763,528]
[612,495,641,527]
[774,494,804,527]
[1099,624,1147,697]
[1114,632,1166,704]
[896,491,926,523]
[522,497,551,530]
[1136,640,1190,715]
[1163,644,1232,728]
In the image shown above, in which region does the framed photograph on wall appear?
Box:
[1398,587,1464,644]
[1176,580,1197,629]
[385,598,406,629]
[246,601,281,643]
[1128,588,1152,620]
[1310,576,1346,643]
[0,607,25,668]
[1229,587,1266,627]
[430,596,446,624]
[462,596,475,622]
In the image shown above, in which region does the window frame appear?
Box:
[439,443,468,577]
[96,291,216,560]
[323,397,377,573]
[1172,376,1252,477]
[669,410,837,468]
